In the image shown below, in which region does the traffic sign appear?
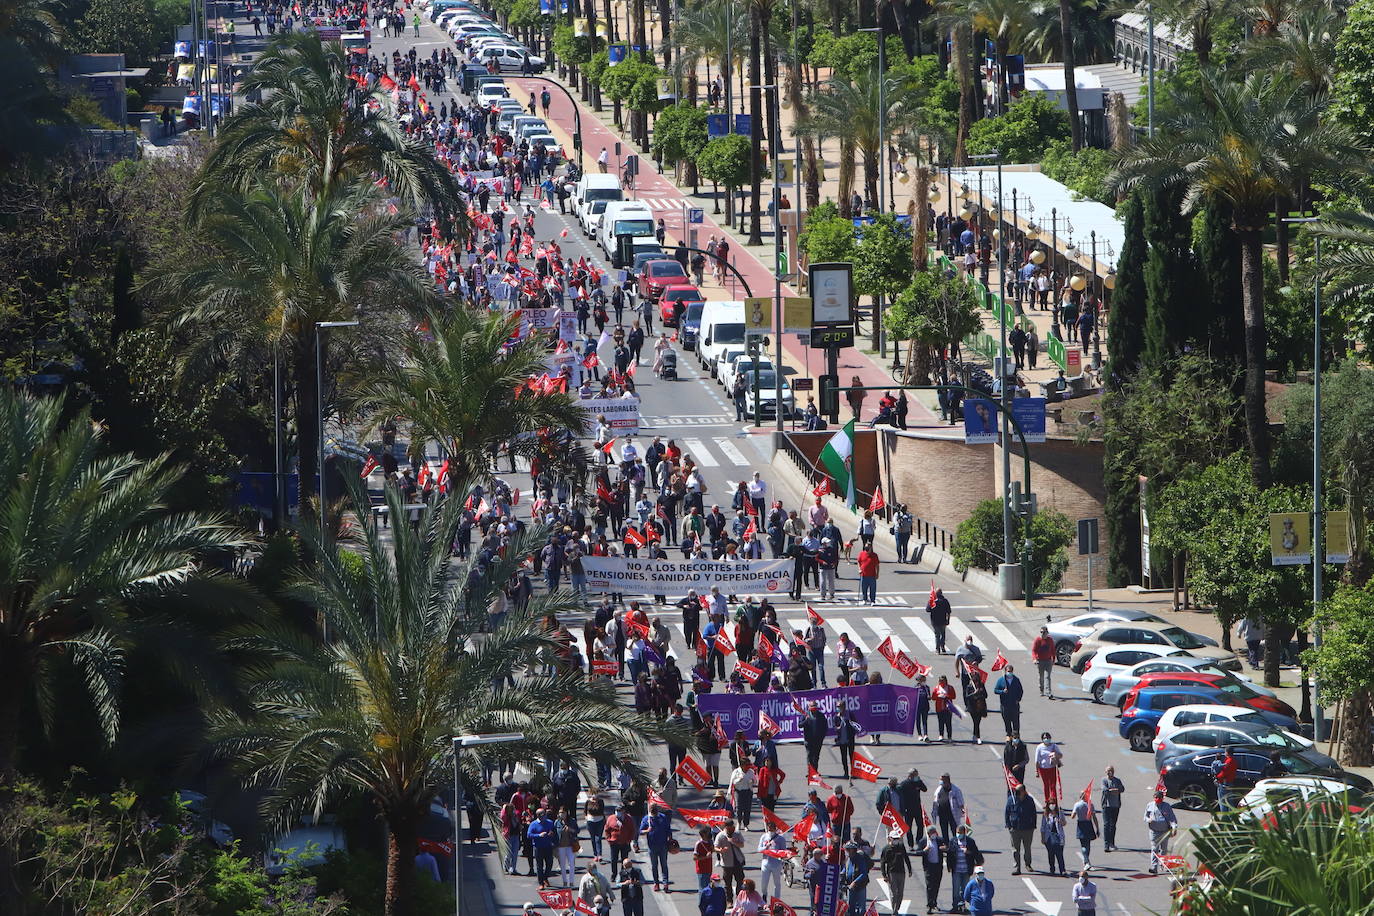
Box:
[733,113,752,136]
[688,208,704,224]
[1077,518,1100,555]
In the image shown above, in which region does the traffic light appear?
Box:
[819,373,839,418]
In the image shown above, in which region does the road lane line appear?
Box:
[972,616,1028,653]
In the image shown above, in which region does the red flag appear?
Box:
[624,616,650,639]
[596,480,614,504]
[864,902,880,916]
[591,660,618,675]
[868,484,886,512]
[757,631,775,661]
[512,488,521,506]
[675,756,710,789]
[762,848,796,860]
[928,580,938,609]
[417,463,433,490]
[539,889,573,909]
[768,899,797,916]
[791,810,816,841]
[574,901,596,916]
[759,709,781,737]
[836,900,849,916]
[851,751,882,783]
[991,649,1008,671]
[417,837,454,856]
[806,766,832,790]
[601,438,617,455]
[1003,767,1022,793]
[735,660,763,681]
[806,605,825,627]
[407,74,421,92]
[893,651,919,679]
[880,804,908,835]
[378,74,397,91]
[812,478,831,498]
[714,630,735,655]
[647,786,670,809]
[910,659,932,677]
[624,527,647,548]
[743,516,757,539]
[359,454,379,477]
[876,636,898,666]
[582,353,600,369]
[678,808,731,828]
[1080,779,1095,816]
[713,715,729,749]
[762,806,789,832]
[921,807,932,829]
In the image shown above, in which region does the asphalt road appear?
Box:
[369,18,1182,916]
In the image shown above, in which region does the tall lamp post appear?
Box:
[315,320,359,531]
[452,733,525,916]
[751,81,787,433]
[1283,215,1325,737]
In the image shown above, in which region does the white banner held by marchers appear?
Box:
[581,557,793,594]
[577,397,640,436]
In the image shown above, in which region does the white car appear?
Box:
[579,198,611,237]
[1237,776,1373,821]
[476,84,509,105]
[742,369,796,419]
[719,355,773,394]
[1153,704,1312,746]
[265,821,347,875]
[481,46,546,72]
[1079,644,1195,703]
[1043,609,1169,667]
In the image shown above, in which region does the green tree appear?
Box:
[651,101,708,189]
[853,212,914,302]
[951,498,1074,592]
[1309,583,1374,765]
[1152,452,1309,685]
[75,0,161,65]
[350,307,588,484]
[212,478,670,916]
[966,93,1069,164]
[1038,140,1114,204]
[1111,71,1369,489]
[884,270,983,385]
[799,65,914,214]
[0,0,66,69]
[797,201,856,264]
[1141,186,1200,370]
[1332,0,1374,150]
[1195,202,1246,366]
[695,133,752,206]
[191,33,467,237]
[1106,190,1147,385]
[599,56,651,128]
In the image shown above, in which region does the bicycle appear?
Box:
[622,165,636,190]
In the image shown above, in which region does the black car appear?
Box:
[1159,743,1373,811]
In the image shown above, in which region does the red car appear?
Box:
[658,283,704,326]
[635,258,688,302]
[1121,672,1297,719]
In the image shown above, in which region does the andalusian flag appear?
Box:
[818,419,857,509]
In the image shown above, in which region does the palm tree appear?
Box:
[1311,210,1374,303]
[1175,804,1374,914]
[155,179,439,516]
[0,36,69,166]
[1147,0,1237,66]
[1245,5,1342,97]
[213,476,671,916]
[1110,72,1368,489]
[0,0,64,69]
[191,32,467,237]
[964,0,1042,113]
[349,306,590,484]
[801,66,913,214]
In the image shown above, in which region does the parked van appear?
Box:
[597,201,655,262]
[696,300,747,378]
[574,173,623,213]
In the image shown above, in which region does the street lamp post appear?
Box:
[1146,1,1156,138]
[315,320,359,530]
[751,82,787,434]
[1283,215,1325,737]
[452,733,525,916]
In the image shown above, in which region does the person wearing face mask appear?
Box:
[841,841,872,916]
[756,823,789,900]
[880,829,912,914]
[945,824,983,913]
[933,773,965,842]
[580,859,613,907]
[962,866,995,916]
[827,785,855,844]
[1034,732,1064,802]
[1072,869,1098,915]
[916,826,948,914]
[1003,734,1029,789]
[1040,799,1068,876]
[699,874,727,916]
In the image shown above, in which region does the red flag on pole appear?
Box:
[762,807,789,833]
[991,649,1009,671]
[359,454,379,477]
[928,580,938,609]
[868,484,886,512]
[759,709,781,737]
[624,527,647,548]
[922,807,932,829]
[601,437,617,455]
[1003,767,1022,793]
[624,616,650,639]
[806,605,826,627]
[714,630,736,655]
[735,659,763,681]
[768,900,798,916]
[1080,779,1095,816]
[791,811,816,841]
[812,478,831,498]
[876,636,898,666]
[596,480,614,504]
[675,756,710,789]
[806,766,832,790]
[678,808,731,828]
[647,786,670,809]
[539,889,574,909]
[893,651,919,679]
[851,751,882,783]
[880,804,909,835]
[757,631,775,660]
[743,516,758,539]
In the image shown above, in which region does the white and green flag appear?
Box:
[818,419,857,509]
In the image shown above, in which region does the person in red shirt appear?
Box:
[692,825,715,889]
[857,546,880,604]
[1212,749,1239,811]
[931,675,957,742]
[1030,625,1056,697]
[827,785,856,844]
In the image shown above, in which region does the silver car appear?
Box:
[1043,608,1169,667]
[1099,655,1276,708]
[1154,720,1333,772]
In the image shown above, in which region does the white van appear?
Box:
[697,300,746,377]
[574,173,623,223]
[597,201,655,260]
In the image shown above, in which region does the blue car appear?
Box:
[679,301,705,350]
[1117,685,1297,753]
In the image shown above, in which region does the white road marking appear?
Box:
[787,619,831,653]
[901,617,939,651]
[863,618,912,656]
[713,437,751,466]
[973,616,1028,652]
[947,618,979,647]
[683,438,718,466]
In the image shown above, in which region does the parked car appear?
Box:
[579,198,611,237]
[476,84,509,105]
[1080,644,1194,702]
[658,283,703,326]
[1070,620,1235,674]
[480,45,546,72]
[1154,719,1323,771]
[1158,744,1371,811]
[1098,655,1271,708]
[1111,670,1296,719]
[635,258,689,302]
[679,301,706,350]
[1118,685,1254,751]
[742,369,795,419]
[265,819,348,875]
[719,355,773,395]
[1153,703,1308,741]
[1237,776,1374,822]
[1044,609,1172,667]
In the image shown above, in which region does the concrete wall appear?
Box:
[875,430,1108,590]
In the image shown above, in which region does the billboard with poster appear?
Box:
[963,398,998,444]
[745,297,772,335]
[809,262,853,326]
[1326,510,1351,564]
[1269,512,1311,566]
[783,297,812,334]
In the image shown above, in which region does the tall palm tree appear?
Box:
[1147,0,1236,66]
[964,0,1042,112]
[0,0,64,69]
[801,66,914,212]
[213,476,671,916]
[0,390,252,910]
[191,32,467,237]
[1058,0,1083,148]
[349,306,590,484]
[1245,4,1343,97]
[155,180,438,515]
[1110,72,1368,489]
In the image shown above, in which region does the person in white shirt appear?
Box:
[1071,870,1097,914]
[756,824,789,900]
[1034,732,1063,802]
[621,438,639,464]
[729,764,756,831]
[746,473,767,516]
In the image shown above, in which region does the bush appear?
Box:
[951,499,1074,592]
[314,848,452,916]
[1040,140,1115,205]
[966,94,1070,164]
[798,202,856,264]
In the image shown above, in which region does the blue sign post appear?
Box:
[706,113,728,138]
[733,113,752,136]
[607,43,627,65]
[963,398,998,444]
[1010,397,1047,443]
[688,208,705,225]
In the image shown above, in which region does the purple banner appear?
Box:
[815,859,842,916]
[696,685,922,742]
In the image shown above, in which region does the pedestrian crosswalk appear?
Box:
[630,194,687,212]
[677,436,756,468]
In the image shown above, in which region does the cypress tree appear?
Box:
[1106,190,1147,386]
[1142,186,1199,371]
[1195,203,1245,366]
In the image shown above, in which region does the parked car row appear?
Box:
[421,0,547,71]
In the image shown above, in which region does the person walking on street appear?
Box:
[1071,793,1100,869]
[857,543,879,604]
[619,859,647,916]
[946,825,982,913]
[699,874,727,916]
[757,824,789,900]
[1035,732,1064,802]
[833,705,859,779]
[916,826,947,914]
[1144,791,1178,874]
[802,701,828,770]
[640,804,674,891]
[932,676,957,743]
[898,769,928,849]
[846,375,866,420]
[929,590,952,654]
[1004,783,1037,875]
[713,819,746,898]
[1040,800,1068,877]
[1003,734,1029,789]
[1031,626,1056,696]
[1072,870,1099,915]
[1099,767,1124,851]
[598,147,610,172]
[881,829,912,914]
[933,773,965,842]
[962,867,994,916]
[528,808,557,885]
[994,664,1024,736]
